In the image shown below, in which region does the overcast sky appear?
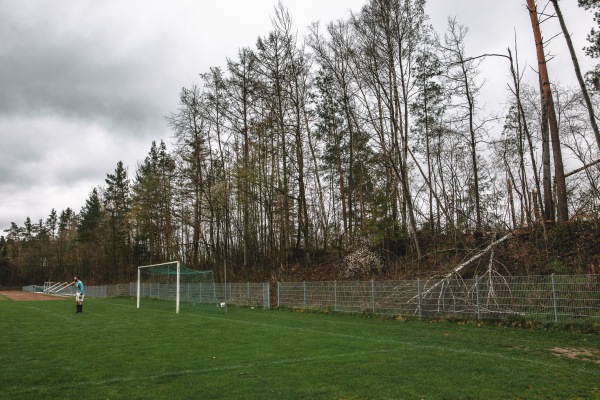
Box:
[0,0,594,234]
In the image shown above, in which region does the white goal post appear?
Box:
[137,261,180,313]
[136,261,219,314]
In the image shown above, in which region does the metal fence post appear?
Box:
[277,282,280,308]
[334,281,337,312]
[551,274,558,323]
[371,280,375,314]
[417,279,422,317]
[475,275,480,319]
[303,281,307,308]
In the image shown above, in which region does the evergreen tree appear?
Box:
[78,188,104,281]
[579,0,600,89]
[132,140,176,264]
[104,161,132,281]
[0,236,9,286]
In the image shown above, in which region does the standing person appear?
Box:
[74,276,85,313]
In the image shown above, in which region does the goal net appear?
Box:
[136,261,221,313]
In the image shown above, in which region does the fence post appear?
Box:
[371,280,375,314]
[303,281,307,308]
[417,279,422,317]
[551,274,558,323]
[263,283,269,309]
[475,275,480,319]
[334,281,337,312]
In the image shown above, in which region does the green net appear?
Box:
[138,262,218,305]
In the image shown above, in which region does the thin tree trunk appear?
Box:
[463,61,482,231]
[540,76,555,222]
[507,48,548,240]
[508,179,517,229]
[527,0,569,222]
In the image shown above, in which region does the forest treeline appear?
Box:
[2,0,600,285]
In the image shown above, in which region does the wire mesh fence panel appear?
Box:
[373,281,420,316]
[84,285,106,298]
[497,276,556,321]
[305,282,336,310]
[418,278,477,317]
[475,276,524,319]
[223,283,270,309]
[278,282,337,310]
[553,275,600,321]
[106,284,130,297]
[277,282,303,308]
[277,275,600,322]
[334,281,373,313]
[181,282,219,304]
[137,282,177,301]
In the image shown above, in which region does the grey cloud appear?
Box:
[0,4,167,136]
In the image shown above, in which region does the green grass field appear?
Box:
[1,295,599,400]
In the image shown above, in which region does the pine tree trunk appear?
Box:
[527,0,569,222]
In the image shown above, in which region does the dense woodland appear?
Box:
[2,0,600,286]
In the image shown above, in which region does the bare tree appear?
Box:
[351,0,425,259]
[439,18,485,231]
[167,84,210,266]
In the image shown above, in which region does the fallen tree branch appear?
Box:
[564,158,600,178]
[410,232,514,303]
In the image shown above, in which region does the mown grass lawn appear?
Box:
[1,296,598,399]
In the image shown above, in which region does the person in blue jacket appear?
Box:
[74,276,85,313]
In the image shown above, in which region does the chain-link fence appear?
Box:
[277,274,600,323]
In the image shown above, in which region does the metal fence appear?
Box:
[20,274,600,322]
[22,283,131,298]
[221,282,271,309]
[277,274,600,323]
[22,282,270,309]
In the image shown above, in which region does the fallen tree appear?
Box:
[410,232,514,303]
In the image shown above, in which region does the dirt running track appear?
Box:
[0,291,68,301]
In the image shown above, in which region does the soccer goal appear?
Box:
[137,261,221,313]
